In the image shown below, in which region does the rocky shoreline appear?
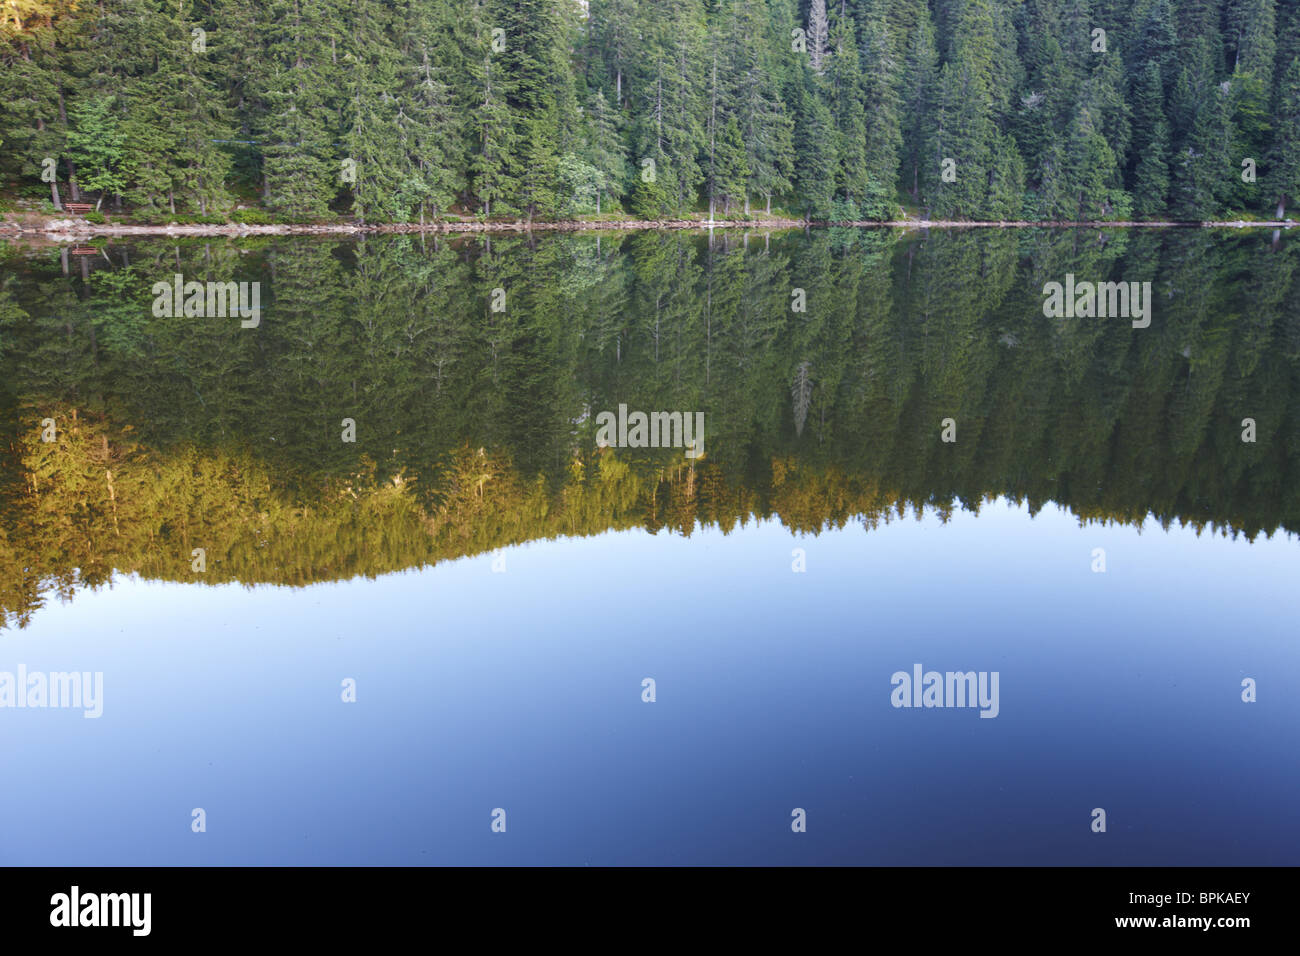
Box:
[0,213,1293,242]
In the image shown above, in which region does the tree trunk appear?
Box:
[50,180,63,211]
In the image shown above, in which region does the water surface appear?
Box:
[1,227,1296,864]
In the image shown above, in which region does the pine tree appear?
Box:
[1128,61,1166,180]
[470,48,517,217]
[0,0,82,210]
[898,2,937,199]
[724,0,793,215]
[794,77,837,219]
[588,0,638,107]
[253,0,344,218]
[342,0,407,221]
[1227,0,1276,78]
[399,18,462,221]
[1266,55,1300,218]
[1133,117,1172,217]
[858,2,902,217]
[630,2,706,214]
[494,0,577,222]
[827,12,869,215]
[1172,80,1234,219]
[714,115,750,216]
[583,89,627,214]
[1066,105,1119,219]
[920,0,1016,219]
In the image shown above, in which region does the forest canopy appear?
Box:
[1,0,1299,222]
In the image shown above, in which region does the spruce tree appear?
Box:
[794,80,837,219]
[859,2,903,216]
[1266,56,1300,218]
[583,89,627,214]
[253,0,343,218]
[1133,118,1172,217]
[898,2,937,200]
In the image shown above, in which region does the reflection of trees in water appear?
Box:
[0,228,1297,628]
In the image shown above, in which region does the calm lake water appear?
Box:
[1,227,1297,865]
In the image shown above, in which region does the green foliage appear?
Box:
[65,96,127,206]
[1,0,1299,220]
[557,152,603,214]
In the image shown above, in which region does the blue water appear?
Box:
[1,499,1296,865]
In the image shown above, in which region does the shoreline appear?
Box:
[0,213,1294,243]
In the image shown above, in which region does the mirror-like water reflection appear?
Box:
[1,228,1297,864]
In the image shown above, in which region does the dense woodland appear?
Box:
[2,0,1300,221]
[2,227,1298,626]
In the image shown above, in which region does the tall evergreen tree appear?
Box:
[1266,55,1300,217]
[253,0,343,218]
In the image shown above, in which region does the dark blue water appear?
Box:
[3,500,1295,865]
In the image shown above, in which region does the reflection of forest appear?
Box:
[1,228,1297,628]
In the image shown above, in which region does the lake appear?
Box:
[1,226,1297,865]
